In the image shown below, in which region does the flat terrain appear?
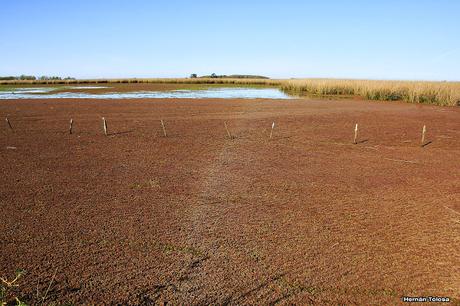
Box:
[1,97,459,304]
[0,82,275,95]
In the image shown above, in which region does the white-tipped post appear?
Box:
[353,123,358,144]
[102,117,108,136]
[421,125,426,146]
[161,119,167,137]
[69,119,73,135]
[5,117,13,130]
[224,121,232,139]
[270,122,275,139]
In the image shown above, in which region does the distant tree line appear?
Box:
[190,73,269,79]
[0,75,75,81]
[0,75,37,81]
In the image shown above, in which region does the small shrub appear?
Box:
[1,269,27,306]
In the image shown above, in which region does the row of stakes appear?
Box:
[5,117,429,147]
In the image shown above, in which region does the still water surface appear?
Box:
[0,87,291,99]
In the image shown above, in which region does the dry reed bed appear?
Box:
[0,78,281,86]
[281,79,460,106]
[2,78,459,106]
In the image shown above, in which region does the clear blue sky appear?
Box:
[1,0,459,80]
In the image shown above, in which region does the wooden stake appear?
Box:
[353,123,358,144]
[69,119,73,135]
[102,117,108,136]
[160,119,167,137]
[421,125,426,146]
[5,117,13,130]
[270,122,275,139]
[224,121,232,139]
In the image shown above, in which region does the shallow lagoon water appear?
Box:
[2,87,57,94]
[0,88,291,100]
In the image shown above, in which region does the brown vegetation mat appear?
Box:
[53,83,243,94]
[1,97,459,304]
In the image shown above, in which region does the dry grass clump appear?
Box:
[281,79,460,106]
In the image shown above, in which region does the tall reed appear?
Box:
[0,77,280,86]
[281,79,460,106]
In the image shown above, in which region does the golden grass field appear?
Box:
[1,77,459,106]
[281,79,460,106]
